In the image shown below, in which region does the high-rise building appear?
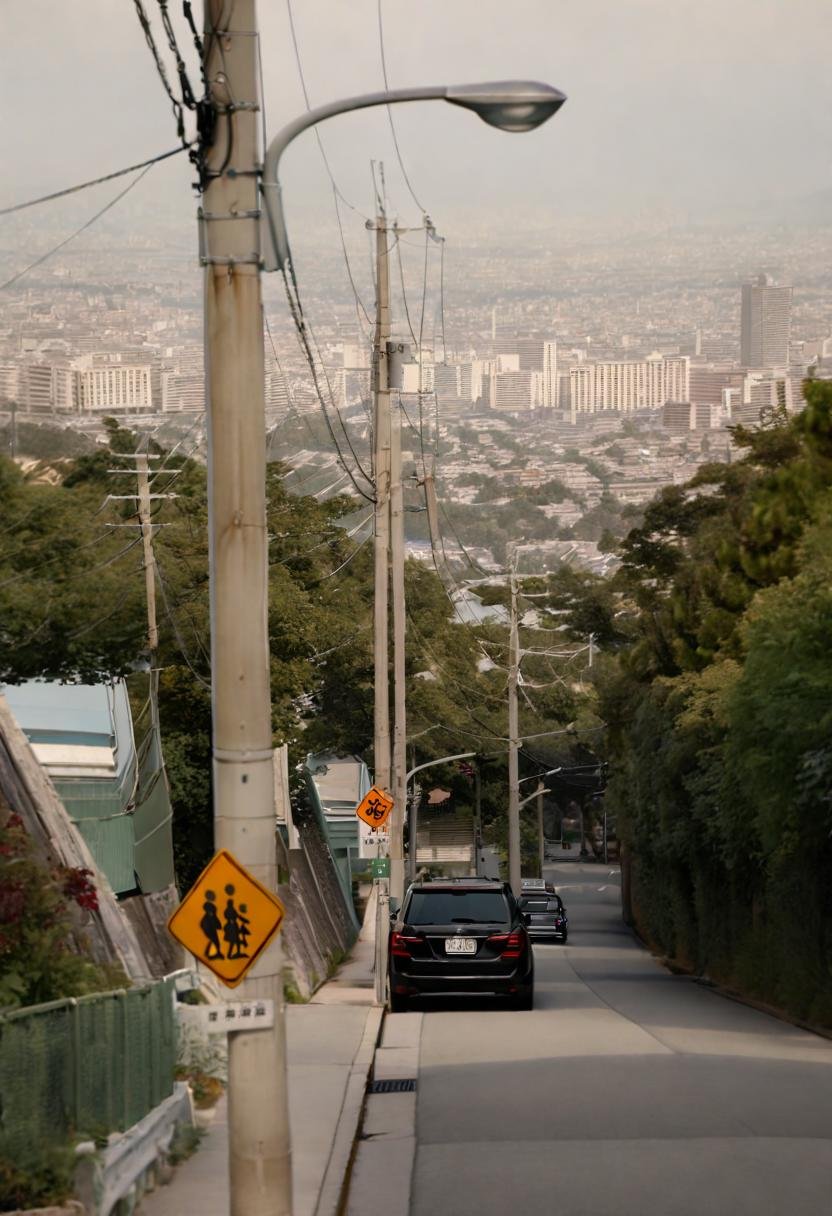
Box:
[542,341,558,407]
[740,274,792,368]
[489,370,543,411]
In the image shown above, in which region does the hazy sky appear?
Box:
[2,0,830,242]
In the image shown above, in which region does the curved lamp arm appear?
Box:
[260,80,566,272]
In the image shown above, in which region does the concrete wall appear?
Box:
[278,805,358,1000]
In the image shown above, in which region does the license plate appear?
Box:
[445,937,476,954]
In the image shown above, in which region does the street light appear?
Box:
[260,81,567,272]
[259,77,566,1003]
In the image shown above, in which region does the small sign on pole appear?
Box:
[369,856,391,879]
[167,849,286,988]
[355,785,394,831]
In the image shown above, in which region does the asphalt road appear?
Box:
[409,861,832,1216]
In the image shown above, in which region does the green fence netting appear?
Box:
[0,979,177,1158]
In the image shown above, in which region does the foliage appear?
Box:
[167,1123,205,1165]
[0,418,585,893]
[0,811,123,1009]
[600,381,832,1025]
[0,1143,77,1211]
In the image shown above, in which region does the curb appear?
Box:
[343,1012,423,1216]
[314,1004,384,1216]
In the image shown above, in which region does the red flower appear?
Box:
[62,867,99,913]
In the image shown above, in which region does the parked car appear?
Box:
[388,879,534,1012]
[518,886,569,943]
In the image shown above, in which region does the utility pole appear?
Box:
[136,453,159,654]
[371,208,392,1006]
[507,555,522,898]
[201,4,291,1213]
[536,783,545,878]
[389,339,408,907]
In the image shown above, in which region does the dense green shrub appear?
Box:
[603,382,832,1026]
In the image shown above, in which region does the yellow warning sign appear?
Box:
[355,785,394,830]
[168,849,286,989]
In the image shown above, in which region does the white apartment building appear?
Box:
[489,370,544,411]
[161,371,203,412]
[542,340,558,408]
[569,354,690,420]
[400,360,435,394]
[74,361,153,414]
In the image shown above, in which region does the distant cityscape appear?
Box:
[2,213,831,578]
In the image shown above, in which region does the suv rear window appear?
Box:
[520,897,562,913]
[405,890,510,926]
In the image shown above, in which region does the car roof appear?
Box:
[410,880,506,892]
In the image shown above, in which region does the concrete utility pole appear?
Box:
[536,784,545,878]
[201,3,291,1213]
[371,209,392,1006]
[372,213,392,799]
[389,338,408,907]
[507,557,522,898]
[136,453,159,654]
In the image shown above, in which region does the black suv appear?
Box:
[388,879,534,1012]
[519,886,568,943]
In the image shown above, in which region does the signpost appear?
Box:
[168,849,286,989]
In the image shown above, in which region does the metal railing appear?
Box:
[0,979,177,1158]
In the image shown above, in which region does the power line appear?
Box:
[280,267,375,502]
[0,165,155,292]
[0,147,188,217]
[376,0,426,215]
[305,531,372,586]
[284,0,368,219]
[284,0,373,341]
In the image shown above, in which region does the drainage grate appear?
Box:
[367,1078,417,1094]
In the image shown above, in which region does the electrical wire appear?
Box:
[376,0,426,215]
[0,147,188,217]
[304,531,372,587]
[132,0,188,140]
[284,0,373,342]
[154,555,211,688]
[280,268,375,502]
[0,165,155,292]
[0,531,141,588]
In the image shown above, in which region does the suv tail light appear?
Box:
[488,930,525,959]
[390,932,421,958]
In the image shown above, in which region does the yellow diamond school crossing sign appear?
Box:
[355,785,394,830]
[168,849,286,988]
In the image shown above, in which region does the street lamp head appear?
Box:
[445,81,567,133]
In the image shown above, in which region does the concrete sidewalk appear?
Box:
[138,941,380,1216]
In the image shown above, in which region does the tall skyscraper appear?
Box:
[542,341,558,407]
[740,274,793,368]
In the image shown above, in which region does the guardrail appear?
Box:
[0,979,177,1159]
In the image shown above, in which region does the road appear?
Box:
[409,861,832,1216]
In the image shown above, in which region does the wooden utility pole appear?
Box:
[201,3,291,1212]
